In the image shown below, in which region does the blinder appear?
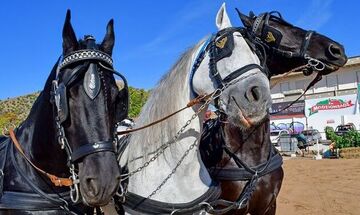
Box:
[213,31,235,62]
[261,24,282,48]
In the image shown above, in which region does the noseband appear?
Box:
[189,27,268,107]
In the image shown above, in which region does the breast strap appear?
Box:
[122,183,221,215]
[208,152,283,181]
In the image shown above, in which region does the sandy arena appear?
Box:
[277,158,360,215]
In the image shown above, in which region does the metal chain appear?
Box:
[146,139,198,199]
[121,90,216,180]
[121,71,257,181]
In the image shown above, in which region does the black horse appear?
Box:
[200,10,347,215]
[0,10,128,214]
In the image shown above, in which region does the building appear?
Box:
[269,56,360,137]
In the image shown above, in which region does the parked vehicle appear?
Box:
[335,123,356,136]
[301,129,322,145]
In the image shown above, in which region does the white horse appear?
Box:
[104,3,271,214]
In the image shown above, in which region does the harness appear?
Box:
[114,27,270,214]
[0,137,85,214]
[0,36,128,214]
[122,183,221,215]
[200,118,283,213]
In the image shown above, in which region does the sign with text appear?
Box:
[270,100,305,117]
[305,94,357,117]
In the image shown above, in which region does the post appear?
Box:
[315,139,322,160]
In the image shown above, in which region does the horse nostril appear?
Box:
[85,177,99,197]
[328,44,342,59]
[244,86,261,102]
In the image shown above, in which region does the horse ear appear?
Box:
[100,19,115,56]
[216,3,232,30]
[62,10,78,55]
[236,8,253,29]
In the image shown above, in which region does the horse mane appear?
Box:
[127,41,204,161]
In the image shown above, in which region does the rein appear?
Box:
[9,129,73,187]
[117,94,211,136]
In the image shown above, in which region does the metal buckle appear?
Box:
[199,201,214,212]
[69,166,80,203]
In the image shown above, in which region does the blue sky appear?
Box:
[0,0,359,100]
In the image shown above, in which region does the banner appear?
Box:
[305,94,357,117]
[270,100,305,118]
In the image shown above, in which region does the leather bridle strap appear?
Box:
[222,64,265,83]
[9,129,73,187]
[299,30,314,58]
[70,140,115,163]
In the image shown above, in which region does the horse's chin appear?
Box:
[227,109,267,131]
[80,187,112,207]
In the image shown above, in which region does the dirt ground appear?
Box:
[277,158,360,215]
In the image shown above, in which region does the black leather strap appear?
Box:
[0,191,70,210]
[9,141,69,206]
[222,64,266,84]
[71,140,115,162]
[209,152,283,181]
[299,30,315,58]
[0,138,9,198]
[123,183,221,215]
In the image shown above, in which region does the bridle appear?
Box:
[189,27,269,108]
[237,10,334,76]
[51,36,127,202]
[236,10,334,115]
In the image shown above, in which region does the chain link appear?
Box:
[121,71,259,199]
[146,140,198,199]
[121,91,215,180]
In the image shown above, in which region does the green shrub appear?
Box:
[325,126,360,149]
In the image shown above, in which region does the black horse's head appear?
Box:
[55,10,128,206]
[237,10,348,76]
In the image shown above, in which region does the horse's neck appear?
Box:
[224,120,271,166]
[11,80,68,184]
[127,89,212,203]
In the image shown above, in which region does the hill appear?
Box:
[0,86,149,133]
